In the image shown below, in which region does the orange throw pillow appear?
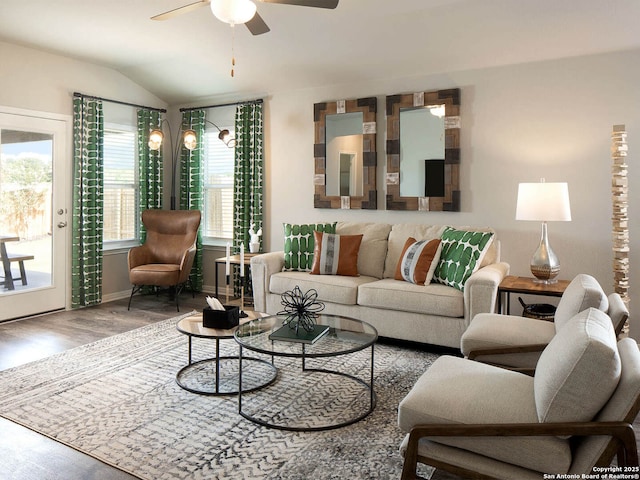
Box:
[310,231,363,276]
[394,237,442,285]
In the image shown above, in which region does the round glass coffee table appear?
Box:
[234,313,378,431]
[175,311,277,396]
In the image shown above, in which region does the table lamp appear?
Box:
[515,180,571,283]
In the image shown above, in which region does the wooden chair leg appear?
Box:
[18,260,28,285]
[2,259,14,290]
[401,434,420,480]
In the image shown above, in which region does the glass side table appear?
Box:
[235,313,378,431]
[175,311,276,396]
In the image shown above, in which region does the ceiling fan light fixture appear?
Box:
[210,0,257,25]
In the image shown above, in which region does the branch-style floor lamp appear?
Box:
[148,123,196,210]
[147,120,235,209]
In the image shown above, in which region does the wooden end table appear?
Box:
[214,252,262,299]
[497,275,571,315]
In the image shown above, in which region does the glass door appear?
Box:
[0,109,69,320]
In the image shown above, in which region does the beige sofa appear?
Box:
[251,222,510,349]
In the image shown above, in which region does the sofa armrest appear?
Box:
[463,261,510,326]
[400,421,637,480]
[250,251,285,312]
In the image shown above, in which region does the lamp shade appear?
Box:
[210,0,257,25]
[182,129,197,151]
[515,182,571,222]
[218,129,236,148]
[148,129,164,151]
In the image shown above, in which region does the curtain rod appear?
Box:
[180,98,263,112]
[73,92,167,113]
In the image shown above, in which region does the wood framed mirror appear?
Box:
[314,97,377,209]
[385,88,460,211]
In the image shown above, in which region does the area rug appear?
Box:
[0,312,439,480]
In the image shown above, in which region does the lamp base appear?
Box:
[530,222,561,284]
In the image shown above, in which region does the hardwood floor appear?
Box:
[1,294,639,479]
[0,292,211,480]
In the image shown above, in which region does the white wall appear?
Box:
[2,40,638,338]
[264,49,640,337]
[0,41,166,117]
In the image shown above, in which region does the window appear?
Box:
[203,127,234,242]
[103,126,138,245]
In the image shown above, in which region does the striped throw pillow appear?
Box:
[310,231,363,276]
[394,237,442,285]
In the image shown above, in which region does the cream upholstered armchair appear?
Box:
[127,209,201,312]
[398,307,640,479]
[460,274,628,373]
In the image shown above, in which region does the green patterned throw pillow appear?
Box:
[433,227,494,291]
[283,222,337,271]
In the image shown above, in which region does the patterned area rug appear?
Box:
[0,312,438,480]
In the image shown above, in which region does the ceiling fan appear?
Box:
[151,0,339,35]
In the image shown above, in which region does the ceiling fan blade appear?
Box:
[151,0,211,21]
[258,0,339,9]
[245,12,271,35]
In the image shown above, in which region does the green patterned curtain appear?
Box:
[71,97,104,308]
[233,102,264,295]
[179,110,205,292]
[136,109,163,243]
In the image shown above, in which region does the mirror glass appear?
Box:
[313,97,377,209]
[399,107,445,197]
[385,88,460,211]
[325,112,363,197]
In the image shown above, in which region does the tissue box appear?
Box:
[203,305,240,329]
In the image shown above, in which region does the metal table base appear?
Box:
[238,343,376,431]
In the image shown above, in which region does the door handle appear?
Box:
[57,221,67,228]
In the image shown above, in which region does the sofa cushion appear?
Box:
[394,237,442,285]
[461,313,556,356]
[553,274,608,331]
[310,231,363,276]
[535,307,621,423]
[336,222,391,279]
[358,279,463,317]
[433,227,494,291]
[269,271,377,306]
[283,222,336,271]
[398,356,571,473]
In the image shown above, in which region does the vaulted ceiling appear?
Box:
[1,0,639,105]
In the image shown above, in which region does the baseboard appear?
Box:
[101,285,216,304]
[102,290,131,303]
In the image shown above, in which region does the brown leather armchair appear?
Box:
[127,209,201,311]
